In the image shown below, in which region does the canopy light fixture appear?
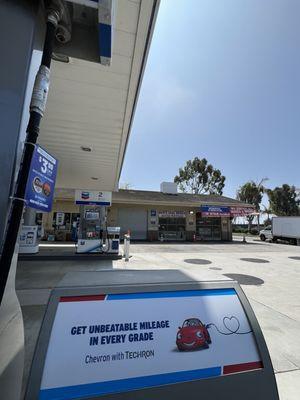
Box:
[80,146,92,152]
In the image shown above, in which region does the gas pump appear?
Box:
[107,226,120,254]
[76,205,104,253]
[76,205,119,254]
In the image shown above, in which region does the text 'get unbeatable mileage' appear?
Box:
[70,320,170,346]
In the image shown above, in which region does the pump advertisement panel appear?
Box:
[38,289,262,400]
[25,145,58,212]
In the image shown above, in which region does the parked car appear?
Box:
[259,225,273,241]
[176,318,211,351]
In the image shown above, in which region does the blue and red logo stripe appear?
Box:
[59,289,236,303]
[223,361,263,375]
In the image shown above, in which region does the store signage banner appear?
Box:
[158,211,185,218]
[25,145,58,212]
[230,207,255,216]
[75,190,112,206]
[201,206,230,217]
[38,289,262,400]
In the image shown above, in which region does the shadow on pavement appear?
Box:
[240,258,270,263]
[184,259,212,265]
[223,273,264,286]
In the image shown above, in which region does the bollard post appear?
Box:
[243,234,247,243]
[123,235,127,259]
[124,233,130,262]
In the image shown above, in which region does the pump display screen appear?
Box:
[37,288,262,399]
[85,211,100,220]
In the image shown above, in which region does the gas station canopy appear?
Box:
[39,0,159,191]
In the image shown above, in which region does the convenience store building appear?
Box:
[42,185,254,242]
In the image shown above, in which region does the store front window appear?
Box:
[158,211,186,241]
[52,213,79,231]
[71,213,80,226]
[196,214,221,240]
[36,213,43,226]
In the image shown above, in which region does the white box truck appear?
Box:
[272,217,300,245]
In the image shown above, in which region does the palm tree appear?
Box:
[262,205,272,225]
[256,178,269,231]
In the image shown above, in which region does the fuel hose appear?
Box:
[0,9,60,306]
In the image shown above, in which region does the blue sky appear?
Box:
[120,0,300,204]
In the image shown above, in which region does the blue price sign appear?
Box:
[25,145,58,212]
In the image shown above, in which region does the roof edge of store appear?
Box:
[53,188,252,209]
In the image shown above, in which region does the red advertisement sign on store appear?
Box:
[230,207,255,216]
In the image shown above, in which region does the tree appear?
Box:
[266,184,300,216]
[119,182,132,190]
[174,157,226,195]
[262,205,272,226]
[236,181,264,232]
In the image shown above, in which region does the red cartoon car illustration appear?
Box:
[176,318,211,351]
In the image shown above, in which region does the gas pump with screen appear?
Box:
[76,206,103,253]
[26,278,279,400]
[75,191,117,254]
[76,206,119,254]
[107,226,120,254]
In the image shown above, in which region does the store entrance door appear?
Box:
[158,211,186,241]
[196,215,221,241]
